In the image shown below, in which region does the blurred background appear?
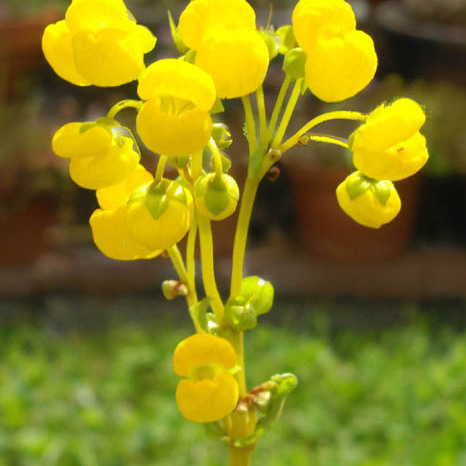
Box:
[0,0,465,465]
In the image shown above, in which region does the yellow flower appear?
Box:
[126,179,194,250]
[173,333,239,423]
[90,165,161,260]
[292,0,377,102]
[136,59,216,156]
[52,121,140,190]
[336,171,401,228]
[178,0,269,99]
[352,98,429,181]
[178,0,255,51]
[195,29,270,99]
[42,0,156,87]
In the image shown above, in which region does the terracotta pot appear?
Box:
[0,197,56,266]
[285,162,421,261]
[0,8,60,97]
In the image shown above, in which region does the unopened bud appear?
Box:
[212,123,232,150]
[283,47,306,80]
[267,167,280,181]
[162,280,188,300]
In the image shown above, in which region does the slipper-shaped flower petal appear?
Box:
[352,98,429,181]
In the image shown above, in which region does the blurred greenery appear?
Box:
[1,315,465,465]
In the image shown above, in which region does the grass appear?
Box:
[0,311,465,466]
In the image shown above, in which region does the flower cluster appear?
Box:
[337,98,429,228]
[42,0,430,436]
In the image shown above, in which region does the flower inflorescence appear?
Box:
[42,0,430,456]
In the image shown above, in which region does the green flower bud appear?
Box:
[225,298,257,331]
[212,123,232,150]
[241,276,274,316]
[194,173,239,221]
[282,47,306,81]
[276,25,297,55]
[258,28,280,60]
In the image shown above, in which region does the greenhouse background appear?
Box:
[0,0,465,464]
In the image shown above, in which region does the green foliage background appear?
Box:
[1,314,465,465]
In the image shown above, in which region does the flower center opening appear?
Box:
[159,95,196,117]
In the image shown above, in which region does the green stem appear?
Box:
[271,78,303,148]
[167,246,200,331]
[154,155,167,183]
[304,134,349,150]
[186,218,198,307]
[229,446,254,466]
[241,95,257,156]
[256,86,268,149]
[230,330,247,396]
[106,99,143,120]
[230,176,260,298]
[267,74,291,141]
[198,216,224,322]
[208,138,224,178]
[280,110,366,154]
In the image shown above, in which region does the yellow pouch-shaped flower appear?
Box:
[352,98,429,181]
[304,30,377,102]
[173,333,239,423]
[292,0,355,52]
[42,0,156,87]
[336,171,401,228]
[52,121,140,190]
[126,179,193,251]
[90,206,161,261]
[136,59,216,156]
[195,29,270,99]
[178,0,255,51]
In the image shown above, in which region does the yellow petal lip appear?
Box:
[176,372,239,423]
[292,0,355,52]
[52,123,113,159]
[42,21,90,86]
[173,334,237,377]
[90,206,161,261]
[137,59,216,111]
[69,137,140,190]
[178,0,256,51]
[304,30,377,102]
[136,98,213,157]
[195,29,270,99]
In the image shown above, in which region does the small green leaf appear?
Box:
[282,47,306,81]
[372,180,393,206]
[345,172,371,200]
[168,10,189,54]
[189,298,211,332]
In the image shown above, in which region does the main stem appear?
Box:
[229,446,254,466]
